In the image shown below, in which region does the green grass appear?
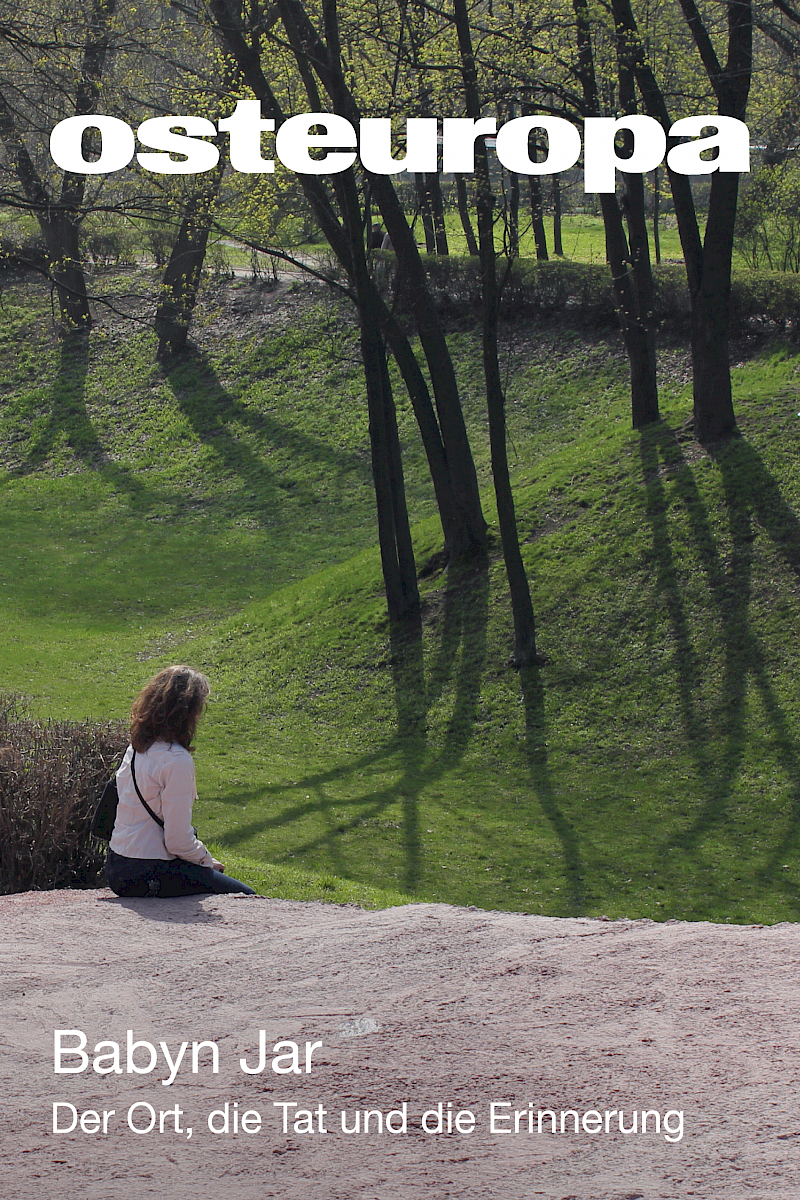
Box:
[203,844,413,907]
[215,212,688,269]
[1,273,800,922]
[435,210,688,264]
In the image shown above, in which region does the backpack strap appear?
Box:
[131,749,165,829]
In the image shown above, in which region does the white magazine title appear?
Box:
[49,102,750,191]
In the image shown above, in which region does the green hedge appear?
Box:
[375,252,800,335]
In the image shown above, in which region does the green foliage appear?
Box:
[736,161,800,273]
[82,220,139,269]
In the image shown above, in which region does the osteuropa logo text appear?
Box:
[49,101,749,190]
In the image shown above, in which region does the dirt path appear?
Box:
[1,889,798,1199]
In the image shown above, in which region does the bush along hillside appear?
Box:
[0,695,127,893]
[0,272,798,921]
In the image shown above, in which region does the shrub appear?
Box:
[83,227,139,268]
[0,695,127,895]
[0,232,49,275]
[730,270,800,333]
[374,253,621,326]
[373,253,800,337]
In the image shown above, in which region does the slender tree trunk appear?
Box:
[428,172,449,254]
[552,175,564,256]
[453,0,537,666]
[600,194,659,427]
[368,174,488,555]
[415,174,436,252]
[455,173,479,255]
[507,170,520,257]
[573,0,659,428]
[280,0,419,618]
[529,177,549,260]
[333,200,419,620]
[378,302,461,547]
[652,168,661,265]
[618,52,659,426]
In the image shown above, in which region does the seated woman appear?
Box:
[105,665,256,898]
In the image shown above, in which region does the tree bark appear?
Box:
[0,0,117,331]
[156,166,225,358]
[207,0,487,559]
[507,170,520,257]
[690,172,739,439]
[378,302,461,548]
[453,0,538,666]
[455,174,479,255]
[415,173,436,252]
[573,0,659,428]
[529,177,549,260]
[42,213,93,330]
[652,168,662,265]
[552,176,564,257]
[611,0,752,441]
[427,172,449,254]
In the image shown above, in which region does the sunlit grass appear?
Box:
[1,276,799,921]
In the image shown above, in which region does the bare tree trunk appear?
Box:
[43,213,93,330]
[366,174,488,556]
[453,0,538,666]
[529,177,549,260]
[455,174,479,255]
[690,172,739,440]
[612,0,751,441]
[600,193,659,427]
[573,0,659,428]
[378,302,461,547]
[507,170,520,257]
[652,168,661,266]
[415,174,436,252]
[552,175,564,257]
[156,166,225,358]
[428,172,449,254]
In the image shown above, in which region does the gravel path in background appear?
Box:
[1,889,798,1199]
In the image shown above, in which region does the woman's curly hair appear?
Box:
[130,665,210,753]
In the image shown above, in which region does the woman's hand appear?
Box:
[211,859,225,873]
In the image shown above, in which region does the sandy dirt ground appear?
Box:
[1,889,799,1200]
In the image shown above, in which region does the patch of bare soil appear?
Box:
[1,890,797,1199]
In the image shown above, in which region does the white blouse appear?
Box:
[108,741,214,867]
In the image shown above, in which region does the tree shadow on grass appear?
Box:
[638,422,800,908]
[214,562,587,911]
[217,561,491,896]
[13,336,153,512]
[162,347,372,530]
[519,663,584,915]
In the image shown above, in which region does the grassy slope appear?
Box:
[1,272,799,922]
